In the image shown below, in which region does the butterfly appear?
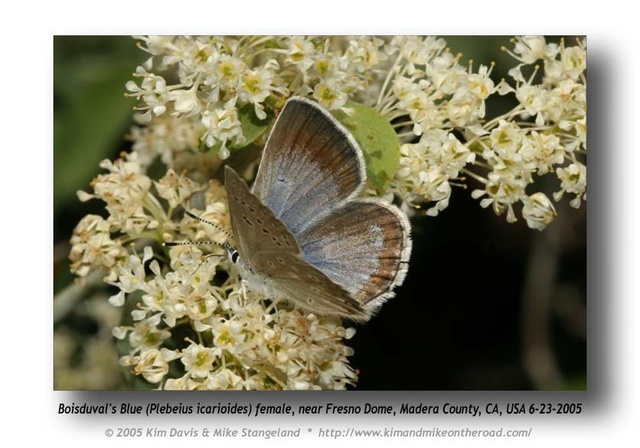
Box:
[221,97,411,321]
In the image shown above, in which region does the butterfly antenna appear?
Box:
[162,241,228,276]
[164,210,236,252]
[184,210,234,240]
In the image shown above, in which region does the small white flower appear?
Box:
[554,162,587,207]
[168,85,201,117]
[121,348,178,384]
[523,192,557,230]
[69,214,127,280]
[313,79,348,110]
[284,36,315,70]
[200,101,244,149]
[181,343,220,379]
[512,36,549,64]
[154,169,201,209]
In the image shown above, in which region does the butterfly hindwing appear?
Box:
[252,251,370,320]
[298,200,411,307]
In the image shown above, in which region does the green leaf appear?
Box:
[332,102,401,192]
[199,102,272,155]
[237,103,273,148]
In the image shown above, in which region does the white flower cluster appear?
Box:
[379,36,586,229]
[125,36,386,162]
[125,35,585,230]
[70,151,357,389]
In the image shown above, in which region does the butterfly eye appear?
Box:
[228,248,240,264]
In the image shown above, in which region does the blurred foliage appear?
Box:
[54,36,144,219]
[54,37,145,389]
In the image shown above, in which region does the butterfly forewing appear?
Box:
[225,165,301,259]
[252,97,366,236]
